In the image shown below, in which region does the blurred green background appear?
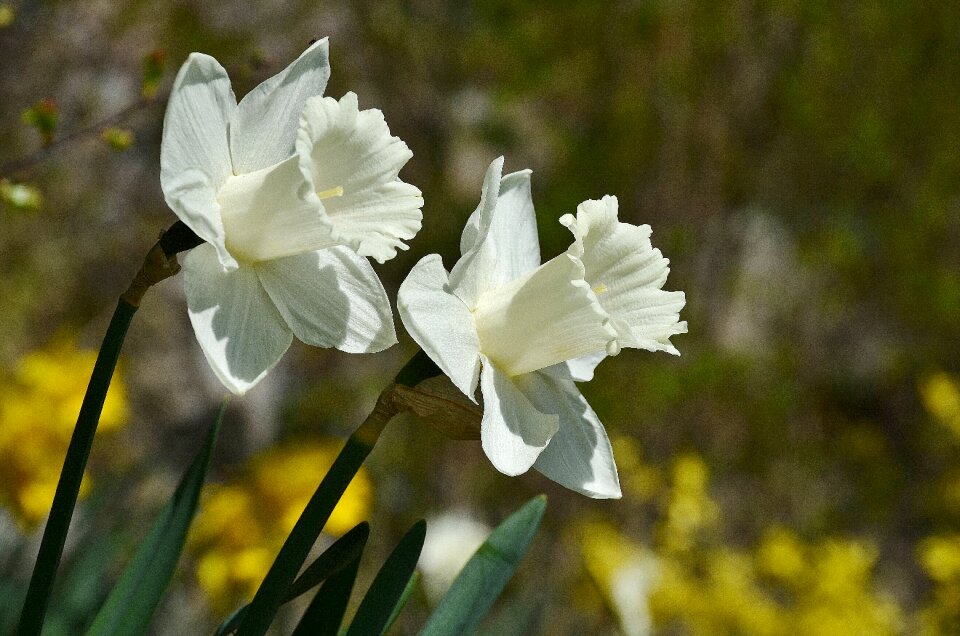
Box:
[1,1,959,634]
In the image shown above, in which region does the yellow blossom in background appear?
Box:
[659,453,718,553]
[917,535,960,635]
[611,436,662,501]
[573,451,906,636]
[793,540,903,636]
[920,372,960,439]
[189,440,373,610]
[919,535,960,583]
[577,520,659,636]
[756,526,807,585]
[0,335,128,530]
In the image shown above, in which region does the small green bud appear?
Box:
[142,49,168,99]
[21,98,58,145]
[101,127,135,151]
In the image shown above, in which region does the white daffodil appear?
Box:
[160,40,423,394]
[397,157,685,498]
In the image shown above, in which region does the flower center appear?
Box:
[316,185,344,200]
[217,155,340,264]
[471,254,617,376]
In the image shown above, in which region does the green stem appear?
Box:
[17,221,199,635]
[17,300,137,635]
[235,351,442,636]
[236,389,399,636]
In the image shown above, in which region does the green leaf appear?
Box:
[215,522,370,636]
[235,408,392,636]
[85,403,225,636]
[384,571,420,635]
[292,553,362,636]
[18,300,138,636]
[420,495,547,636]
[344,520,427,636]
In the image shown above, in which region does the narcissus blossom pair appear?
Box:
[161,41,687,498]
[398,158,686,498]
[161,39,422,394]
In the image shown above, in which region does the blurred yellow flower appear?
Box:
[0,335,128,530]
[578,520,659,636]
[660,453,718,553]
[579,452,908,636]
[611,436,662,501]
[920,372,960,438]
[756,526,807,584]
[189,439,373,610]
[919,534,960,583]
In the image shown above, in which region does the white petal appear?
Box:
[182,244,292,395]
[564,196,687,354]
[217,154,335,263]
[295,92,423,263]
[450,159,541,308]
[458,156,503,257]
[160,53,238,269]
[564,350,607,382]
[473,253,617,377]
[479,359,559,476]
[230,38,331,173]
[397,254,481,400]
[256,246,397,353]
[531,368,621,499]
[161,168,238,270]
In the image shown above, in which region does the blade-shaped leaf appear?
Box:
[420,495,547,636]
[215,522,370,636]
[85,402,225,636]
[291,552,362,636]
[345,520,427,636]
[384,571,420,635]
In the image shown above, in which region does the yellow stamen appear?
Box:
[316,185,344,200]
[593,282,608,295]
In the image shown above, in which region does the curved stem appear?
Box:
[17,221,201,635]
[236,387,400,636]
[235,353,443,636]
[17,300,137,635]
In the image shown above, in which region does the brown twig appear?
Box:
[0,94,167,179]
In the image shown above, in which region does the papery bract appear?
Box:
[398,157,686,498]
[160,40,423,394]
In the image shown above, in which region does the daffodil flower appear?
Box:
[398,157,685,498]
[160,40,423,394]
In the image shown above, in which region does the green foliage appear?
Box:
[215,522,371,636]
[86,404,224,635]
[293,552,361,636]
[422,495,547,636]
[343,520,426,636]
